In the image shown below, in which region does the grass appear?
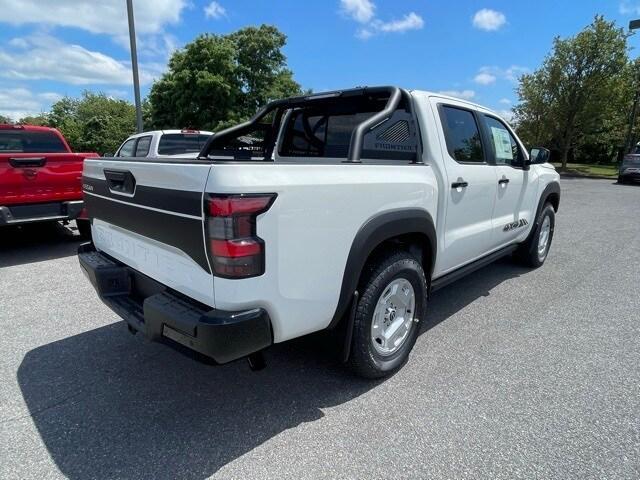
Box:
[552,163,619,179]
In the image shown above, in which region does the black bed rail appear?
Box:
[198,86,408,163]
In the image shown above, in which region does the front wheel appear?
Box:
[516,203,555,268]
[347,251,428,379]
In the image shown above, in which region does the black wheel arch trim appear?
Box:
[536,181,560,221]
[328,208,436,329]
[522,180,560,247]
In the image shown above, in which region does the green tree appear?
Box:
[149,25,303,130]
[1,114,13,124]
[514,16,631,168]
[18,114,49,126]
[48,92,136,154]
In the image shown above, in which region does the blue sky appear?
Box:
[0,0,639,121]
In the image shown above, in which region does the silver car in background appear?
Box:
[619,144,640,184]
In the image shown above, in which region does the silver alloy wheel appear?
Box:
[537,215,551,260]
[370,278,416,356]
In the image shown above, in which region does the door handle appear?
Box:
[498,178,510,185]
[104,169,136,195]
[9,157,46,168]
[451,181,468,189]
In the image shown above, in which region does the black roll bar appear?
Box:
[199,86,404,162]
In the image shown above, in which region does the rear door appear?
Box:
[83,158,216,308]
[433,101,498,274]
[0,127,83,205]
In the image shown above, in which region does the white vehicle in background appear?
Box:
[114,129,214,159]
[79,86,560,379]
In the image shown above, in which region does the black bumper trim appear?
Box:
[78,244,272,364]
[0,200,84,226]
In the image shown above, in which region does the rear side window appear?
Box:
[279,104,418,161]
[157,134,210,156]
[0,130,67,153]
[134,135,152,157]
[117,138,136,157]
[439,106,484,163]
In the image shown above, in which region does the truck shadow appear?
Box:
[17,257,524,479]
[0,222,83,268]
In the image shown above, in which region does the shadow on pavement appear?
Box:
[17,257,525,479]
[0,221,83,268]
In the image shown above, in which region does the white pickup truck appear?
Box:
[114,129,213,159]
[78,86,560,378]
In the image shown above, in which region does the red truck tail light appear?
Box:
[205,193,276,278]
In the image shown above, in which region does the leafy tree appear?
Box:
[47,92,136,154]
[514,16,631,168]
[0,114,13,124]
[18,114,49,126]
[149,25,303,130]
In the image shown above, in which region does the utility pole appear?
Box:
[625,19,640,153]
[126,0,144,133]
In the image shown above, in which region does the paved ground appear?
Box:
[0,178,639,480]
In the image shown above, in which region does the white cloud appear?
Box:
[373,12,424,33]
[475,65,529,84]
[0,0,186,38]
[620,1,640,15]
[204,1,226,19]
[437,90,476,100]
[504,65,529,82]
[472,9,506,31]
[340,0,423,39]
[499,98,512,105]
[0,87,60,121]
[0,35,160,86]
[340,0,375,23]
[474,72,496,85]
[496,109,514,122]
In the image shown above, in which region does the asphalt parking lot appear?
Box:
[0,178,639,480]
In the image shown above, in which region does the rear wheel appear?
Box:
[618,175,626,184]
[76,219,92,239]
[516,203,555,268]
[347,251,428,379]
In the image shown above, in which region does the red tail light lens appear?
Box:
[205,194,276,278]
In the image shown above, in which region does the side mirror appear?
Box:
[103,152,114,157]
[529,147,550,165]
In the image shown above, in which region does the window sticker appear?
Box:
[491,126,513,160]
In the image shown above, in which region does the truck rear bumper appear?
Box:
[78,243,272,364]
[0,200,84,226]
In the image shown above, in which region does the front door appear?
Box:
[481,115,539,248]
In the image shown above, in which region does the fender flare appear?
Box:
[328,208,436,329]
[535,181,561,223]
[522,180,560,247]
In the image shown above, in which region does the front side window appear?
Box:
[134,135,152,157]
[483,116,523,167]
[0,131,67,153]
[439,106,484,163]
[117,138,136,157]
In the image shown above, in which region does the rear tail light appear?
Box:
[205,193,276,278]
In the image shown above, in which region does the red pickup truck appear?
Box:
[0,124,99,236]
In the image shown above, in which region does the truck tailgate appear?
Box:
[0,152,93,205]
[82,158,215,308]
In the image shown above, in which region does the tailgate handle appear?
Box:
[9,157,46,168]
[104,169,136,195]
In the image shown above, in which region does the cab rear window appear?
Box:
[157,134,210,155]
[0,131,67,153]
